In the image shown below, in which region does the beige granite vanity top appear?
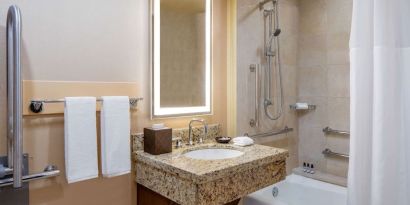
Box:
[135,142,288,184]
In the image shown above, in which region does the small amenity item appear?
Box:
[215,136,232,144]
[232,136,255,147]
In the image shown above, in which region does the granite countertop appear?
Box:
[135,142,288,184]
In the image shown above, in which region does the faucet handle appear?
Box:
[173,137,183,148]
[175,139,183,148]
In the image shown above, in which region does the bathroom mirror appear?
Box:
[151,0,212,118]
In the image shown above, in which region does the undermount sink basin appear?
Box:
[183,148,244,160]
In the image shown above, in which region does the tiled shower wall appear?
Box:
[236,0,352,177]
[236,0,300,173]
[297,0,352,177]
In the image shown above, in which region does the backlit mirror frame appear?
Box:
[150,0,212,118]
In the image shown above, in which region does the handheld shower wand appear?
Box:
[262,0,284,121]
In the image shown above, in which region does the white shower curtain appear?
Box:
[348,0,410,205]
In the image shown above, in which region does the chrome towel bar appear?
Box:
[322,148,349,159]
[245,126,293,138]
[322,127,349,136]
[29,97,143,113]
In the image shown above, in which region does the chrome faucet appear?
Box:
[187,118,208,146]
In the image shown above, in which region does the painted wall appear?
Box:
[0,0,228,204]
[297,0,352,177]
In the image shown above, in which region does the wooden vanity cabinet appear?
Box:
[137,184,240,205]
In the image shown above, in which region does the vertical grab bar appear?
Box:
[7,5,23,188]
[249,64,259,127]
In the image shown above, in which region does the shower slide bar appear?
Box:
[29,97,143,113]
[322,127,350,136]
[245,126,293,138]
[322,148,349,159]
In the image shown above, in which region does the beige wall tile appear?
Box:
[326,135,350,154]
[326,157,349,177]
[298,65,328,97]
[298,96,329,129]
[299,0,327,35]
[326,0,353,34]
[237,0,300,174]
[282,65,298,96]
[328,65,350,97]
[296,0,351,177]
[298,127,326,170]
[327,97,350,131]
[298,34,327,67]
[327,32,350,65]
[281,35,299,66]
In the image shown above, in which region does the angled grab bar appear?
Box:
[7,5,23,188]
[245,126,293,138]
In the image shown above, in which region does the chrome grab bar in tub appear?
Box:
[322,148,349,159]
[249,64,260,127]
[322,127,349,136]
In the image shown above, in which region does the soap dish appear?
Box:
[215,136,232,144]
[289,103,316,111]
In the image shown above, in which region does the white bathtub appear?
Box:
[243,174,347,205]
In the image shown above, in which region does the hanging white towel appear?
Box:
[100,96,131,177]
[64,97,98,183]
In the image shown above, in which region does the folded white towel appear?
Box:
[101,96,131,178]
[64,97,98,183]
[233,136,254,146]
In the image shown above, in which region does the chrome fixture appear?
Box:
[0,165,60,187]
[271,186,279,197]
[249,64,260,127]
[175,139,183,149]
[173,137,183,149]
[1,5,60,188]
[6,5,23,188]
[259,0,277,10]
[261,0,284,121]
[289,104,316,111]
[322,127,350,136]
[29,97,143,113]
[245,126,293,138]
[322,148,349,159]
[187,118,208,146]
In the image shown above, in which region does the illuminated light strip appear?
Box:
[153,0,212,117]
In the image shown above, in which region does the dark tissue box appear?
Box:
[143,127,172,155]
